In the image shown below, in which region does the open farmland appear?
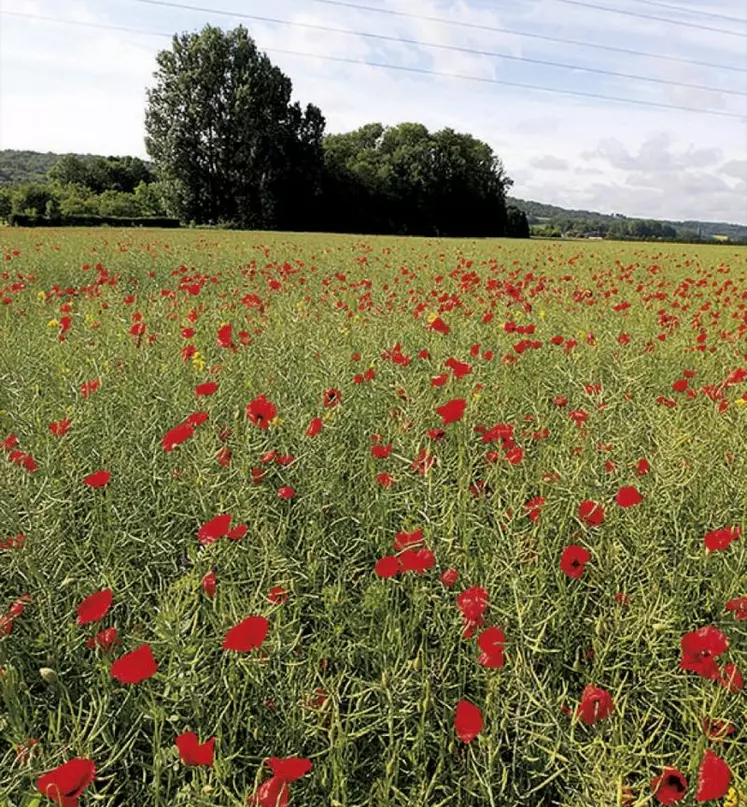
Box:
[0,229,745,806]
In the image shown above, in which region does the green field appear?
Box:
[1,229,745,806]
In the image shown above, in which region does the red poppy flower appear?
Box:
[49,419,71,437]
[175,732,215,767]
[277,486,295,500]
[201,570,216,599]
[440,568,459,588]
[198,513,233,545]
[725,596,747,619]
[578,500,605,526]
[445,357,472,379]
[411,448,435,475]
[110,643,158,685]
[704,526,740,552]
[249,757,312,807]
[398,547,435,574]
[719,662,743,693]
[695,751,731,802]
[83,470,110,488]
[635,458,650,476]
[216,446,231,467]
[525,496,545,523]
[457,586,489,638]
[222,615,269,652]
[2,433,19,452]
[76,589,113,625]
[306,417,323,437]
[0,533,26,550]
[217,323,235,349]
[195,382,218,396]
[702,717,735,740]
[323,388,341,407]
[454,699,483,743]
[376,472,394,487]
[268,586,288,605]
[246,395,277,429]
[37,758,95,807]
[560,545,590,579]
[477,626,506,668]
[616,486,643,508]
[576,684,614,725]
[651,768,687,804]
[371,444,392,459]
[375,555,400,578]
[85,627,120,652]
[429,316,449,334]
[435,398,466,425]
[80,379,100,398]
[680,626,729,680]
[227,524,247,541]
[394,529,423,551]
[431,373,449,387]
[186,411,209,427]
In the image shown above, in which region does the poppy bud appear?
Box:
[39,668,57,684]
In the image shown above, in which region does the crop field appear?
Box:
[0,229,745,807]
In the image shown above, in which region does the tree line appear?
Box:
[1,25,528,238]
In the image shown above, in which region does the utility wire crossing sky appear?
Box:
[0,0,745,223]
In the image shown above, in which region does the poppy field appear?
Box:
[0,229,746,807]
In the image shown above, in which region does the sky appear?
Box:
[0,0,746,224]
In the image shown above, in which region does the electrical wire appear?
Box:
[2,9,745,120]
[123,0,747,97]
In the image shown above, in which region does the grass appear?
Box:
[0,229,745,806]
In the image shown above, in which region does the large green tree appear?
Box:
[321,123,514,236]
[144,25,325,229]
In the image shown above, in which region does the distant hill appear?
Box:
[507,196,747,243]
[0,150,89,185]
[1,150,744,241]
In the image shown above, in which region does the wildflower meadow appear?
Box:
[0,229,745,806]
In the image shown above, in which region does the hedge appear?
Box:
[8,214,181,228]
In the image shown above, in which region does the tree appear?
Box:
[320,123,512,236]
[48,155,154,194]
[505,206,529,238]
[144,25,325,228]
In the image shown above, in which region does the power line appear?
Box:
[125,0,747,98]
[3,9,745,120]
[550,0,747,36]
[624,0,747,25]
[129,0,747,74]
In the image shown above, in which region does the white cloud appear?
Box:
[0,0,745,222]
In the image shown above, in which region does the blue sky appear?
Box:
[1,0,745,223]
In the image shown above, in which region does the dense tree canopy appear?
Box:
[321,123,514,237]
[145,25,325,230]
[48,155,154,194]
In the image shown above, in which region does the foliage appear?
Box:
[48,155,154,194]
[145,25,325,230]
[0,230,745,806]
[321,123,513,236]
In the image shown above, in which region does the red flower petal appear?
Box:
[37,758,96,806]
[375,555,400,578]
[616,486,643,508]
[175,732,215,767]
[110,643,158,685]
[83,470,111,488]
[454,699,483,743]
[222,615,269,652]
[76,589,113,626]
[197,513,232,545]
[695,750,731,802]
